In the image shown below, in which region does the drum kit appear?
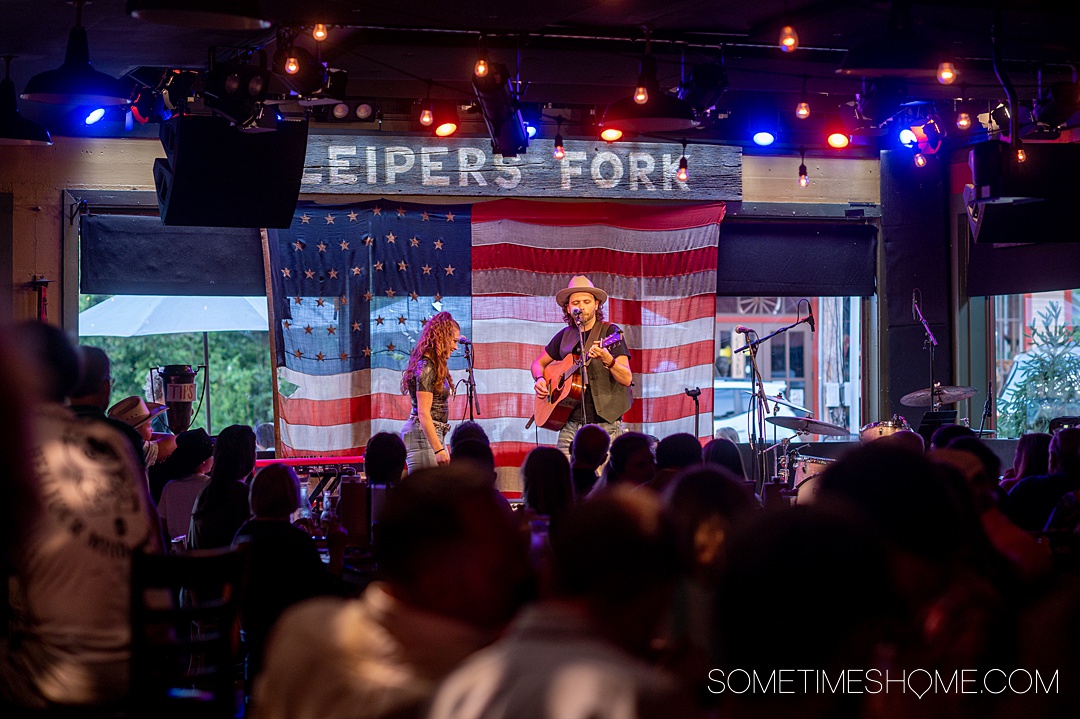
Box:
[759,384,978,506]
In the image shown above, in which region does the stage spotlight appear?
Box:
[827,132,850,149]
[752,131,775,146]
[203,59,270,128]
[600,127,623,142]
[84,108,106,125]
[898,128,918,147]
[425,100,459,137]
[677,62,728,116]
[473,62,528,156]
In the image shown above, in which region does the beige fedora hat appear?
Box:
[107,396,167,428]
[555,275,608,306]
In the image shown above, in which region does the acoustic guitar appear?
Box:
[531,331,623,431]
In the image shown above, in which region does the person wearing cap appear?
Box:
[108,395,177,468]
[155,428,216,541]
[532,276,633,457]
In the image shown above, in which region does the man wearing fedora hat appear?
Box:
[532,276,633,455]
[108,396,177,468]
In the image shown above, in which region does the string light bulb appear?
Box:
[474,57,488,78]
[284,55,300,75]
[677,142,689,182]
[779,25,799,52]
[798,148,809,188]
[1016,147,1026,163]
[419,107,433,126]
[633,84,649,104]
[937,62,957,85]
[956,111,972,130]
[553,120,565,160]
[914,152,927,168]
[312,24,328,41]
[795,101,810,119]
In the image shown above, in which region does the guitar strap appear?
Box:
[560,322,605,361]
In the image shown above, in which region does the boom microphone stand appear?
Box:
[461,339,480,420]
[573,309,591,424]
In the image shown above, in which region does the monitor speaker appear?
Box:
[153,115,309,228]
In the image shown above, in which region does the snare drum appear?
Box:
[859,416,911,443]
[793,456,834,505]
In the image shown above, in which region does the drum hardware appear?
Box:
[859,414,912,442]
[742,390,811,415]
[766,416,851,437]
[899,384,978,408]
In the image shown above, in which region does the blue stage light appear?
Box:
[752,131,775,146]
[898,128,917,147]
[84,108,106,125]
[524,122,538,138]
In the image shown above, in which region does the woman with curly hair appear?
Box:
[400,311,459,473]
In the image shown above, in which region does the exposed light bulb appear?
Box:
[435,121,458,137]
[1016,147,1026,163]
[284,56,300,75]
[795,101,810,119]
[677,156,689,182]
[937,62,957,85]
[474,58,488,78]
[798,164,809,187]
[780,26,799,52]
[419,107,434,126]
[956,111,972,130]
[600,127,623,142]
[553,133,565,160]
[312,23,328,41]
[913,152,928,168]
[634,85,649,104]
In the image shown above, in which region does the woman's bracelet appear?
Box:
[435,447,448,455]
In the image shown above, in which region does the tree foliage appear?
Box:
[997,302,1080,438]
[78,295,273,434]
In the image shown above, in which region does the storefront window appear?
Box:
[994,289,1080,437]
[714,296,862,442]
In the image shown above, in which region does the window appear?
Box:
[714,296,862,442]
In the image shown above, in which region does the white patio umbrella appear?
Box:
[79,295,270,434]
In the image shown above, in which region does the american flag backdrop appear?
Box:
[267,199,724,490]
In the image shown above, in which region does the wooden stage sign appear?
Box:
[302,135,742,201]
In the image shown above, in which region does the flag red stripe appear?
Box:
[472,245,718,278]
[472,295,717,325]
[472,199,726,230]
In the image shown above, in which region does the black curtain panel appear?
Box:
[716,220,877,297]
[80,214,265,296]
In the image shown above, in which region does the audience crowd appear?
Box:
[3,321,1080,719]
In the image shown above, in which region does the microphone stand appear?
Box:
[462,341,480,420]
[734,314,815,499]
[575,314,591,424]
[684,387,701,438]
[913,296,939,410]
[977,381,992,437]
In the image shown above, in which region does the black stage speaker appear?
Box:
[153,115,309,228]
[966,142,1080,245]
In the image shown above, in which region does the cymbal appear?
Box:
[766,416,851,437]
[743,391,810,414]
[900,385,978,407]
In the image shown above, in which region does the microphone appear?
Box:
[457,336,471,345]
[571,307,583,318]
[912,290,918,320]
[736,325,754,334]
[806,306,816,332]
